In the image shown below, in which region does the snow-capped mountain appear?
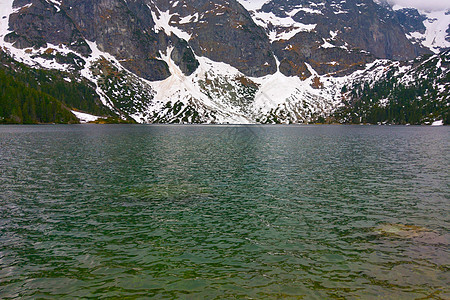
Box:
[0,0,448,124]
[395,7,450,54]
[335,50,449,124]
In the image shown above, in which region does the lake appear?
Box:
[0,125,448,298]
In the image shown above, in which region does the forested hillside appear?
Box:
[0,69,77,124]
[334,51,449,125]
[0,50,116,124]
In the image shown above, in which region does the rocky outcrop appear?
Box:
[7,0,171,81]
[395,8,427,34]
[170,35,199,76]
[3,0,445,84]
[151,0,278,77]
[7,0,278,79]
[447,25,450,43]
[272,32,375,78]
[256,0,431,77]
[263,0,426,59]
[62,0,171,80]
[6,0,91,55]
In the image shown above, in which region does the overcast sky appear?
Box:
[387,0,449,11]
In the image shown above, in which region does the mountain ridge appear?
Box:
[0,0,448,124]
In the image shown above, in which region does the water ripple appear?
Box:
[0,125,448,298]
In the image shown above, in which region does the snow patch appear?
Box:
[253,11,316,42]
[148,47,253,124]
[46,0,61,12]
[431,120,444,126]
[392,5,450,53]
[80,40,123,111]
[150,6,191,41]
[71,110,100,123]
[320,39,336,48]
[0,0,15,42]
[420,10,450,53]
[236,0,271,11]
[179,13,199,25]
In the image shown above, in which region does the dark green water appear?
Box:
[0,125,448,299]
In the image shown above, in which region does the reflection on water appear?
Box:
[0,125,449,298]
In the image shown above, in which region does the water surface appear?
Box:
[0,125,449,298]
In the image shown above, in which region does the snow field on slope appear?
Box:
[71,110,101,123]
[236,0,271,11]
[393,4,450,53]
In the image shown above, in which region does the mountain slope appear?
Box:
[0,0,448,124]
[392,5,450,53]
[334,50,449,124]
[150,0,278,77]
[0,48,135,123]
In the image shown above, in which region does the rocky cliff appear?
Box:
[0,0,448,124]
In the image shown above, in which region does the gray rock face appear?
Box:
[444,11,450,44]
[7,0,277,78]
[7,0,171,81]
[62,0,172,80]
[4,0,438,82]
[151,0,278,77]
[447,25,450,43]
[6,0,91,55]
[258,0,430,77]
[395,8,427,34]
[170,35,199,76]
[272,32,375,78]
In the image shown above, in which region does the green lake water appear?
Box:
[0,125,448,299]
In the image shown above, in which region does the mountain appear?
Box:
[334,50,449,125]
[0,0,448,124]
[392,5,450,54]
